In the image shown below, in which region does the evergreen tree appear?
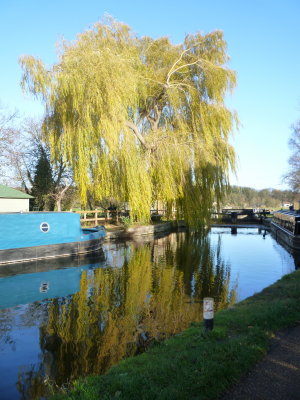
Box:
[31,146,55,210]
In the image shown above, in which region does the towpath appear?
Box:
[220,324,300,400]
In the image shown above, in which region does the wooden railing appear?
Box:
[76,210,104,226]
[76,209,167,226]
[76,209,130,226]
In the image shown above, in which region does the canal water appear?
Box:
[0,227,298,399]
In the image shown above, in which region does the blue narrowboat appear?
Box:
[0,212,106,264]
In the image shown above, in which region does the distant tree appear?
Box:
[283,120,300,194]
[0,106,19,182]
[20,16,238,226]
[59,186,80,211]
[223,185,294,209]
[9,119,74,211]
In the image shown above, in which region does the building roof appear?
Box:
[0,184,33,199]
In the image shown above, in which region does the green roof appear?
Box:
[0,184,33,199]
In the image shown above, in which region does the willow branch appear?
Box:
[125,120,149,149]
[166,44,202,85]
[147,105,162,131]
[167,60,201,85]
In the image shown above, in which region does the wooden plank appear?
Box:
[81,218,106,222]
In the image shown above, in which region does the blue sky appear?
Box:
[1,0,300,190]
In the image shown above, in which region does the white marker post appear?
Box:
[203,297,214,331]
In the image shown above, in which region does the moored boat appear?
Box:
[270,210,300,250]
[0,212,106,264]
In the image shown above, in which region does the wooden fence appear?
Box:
[76,209,167,226]
[76,210,122,226]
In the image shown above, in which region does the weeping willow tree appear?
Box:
[20,16,237,225]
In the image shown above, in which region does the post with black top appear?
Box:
[203,297,214,331]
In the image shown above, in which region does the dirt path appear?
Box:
[220,325,300,400]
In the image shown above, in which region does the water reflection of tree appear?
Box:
[17,232,236,398]
[16,367,45,400]
[152,232,236,309]
[0,309,16,352]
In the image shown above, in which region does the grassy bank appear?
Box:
[51,269,300,400]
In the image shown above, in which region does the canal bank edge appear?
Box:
[51,266,300,400]
[104,219,270,241]
[104,220,187,241]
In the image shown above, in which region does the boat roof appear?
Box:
[0,184,33,199]
[273,209,300,222]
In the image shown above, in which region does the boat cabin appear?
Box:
[272,210,300,235]
[0,212,106,264]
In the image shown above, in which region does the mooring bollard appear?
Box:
[203,297,214,331]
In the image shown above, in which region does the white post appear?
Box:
[203,297,214,331]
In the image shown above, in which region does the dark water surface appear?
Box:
[0,228,298,399]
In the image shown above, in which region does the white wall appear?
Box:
[0,198,30,212]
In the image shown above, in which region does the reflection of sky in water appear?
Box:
[210,228,295,300]
[102,242,131,268]
[0,228,297,400]
[0,305,44,400]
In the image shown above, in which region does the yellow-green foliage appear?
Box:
[20,16,237,225]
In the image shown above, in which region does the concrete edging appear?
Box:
[105,221,186,241]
